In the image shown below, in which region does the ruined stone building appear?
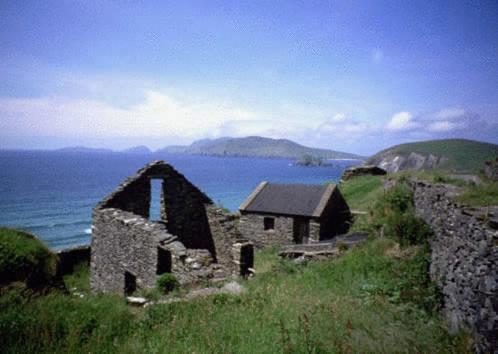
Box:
[91,161,253,295]
[238,182,352,247]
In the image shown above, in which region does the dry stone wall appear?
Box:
[411,181,497,353]
[239,213,295,247]
[91,161,253,296]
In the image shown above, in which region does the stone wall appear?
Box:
[91,161,253,295]
[239,213,296,247]
[411,181,497,353]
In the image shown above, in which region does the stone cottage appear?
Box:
[238,182,352,247]
[90,161,253,295]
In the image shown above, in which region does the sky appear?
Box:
[0,0,497,155]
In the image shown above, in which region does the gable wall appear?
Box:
[317,188,352,240]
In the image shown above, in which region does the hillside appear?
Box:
[366,139,498,173]
[158,136,364,160]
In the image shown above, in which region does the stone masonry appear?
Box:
[411,180,497,353]
[91,161,253,295]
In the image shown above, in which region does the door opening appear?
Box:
[124,271,136,296]
[157,247,172,275]
[293,218,310,244]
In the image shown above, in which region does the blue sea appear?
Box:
[0,151,359,250]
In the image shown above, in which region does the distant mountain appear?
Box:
[366,139,498,173]
[122,145,151,154]
[55,146,114,153]
[157,136,364,160]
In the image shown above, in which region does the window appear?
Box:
[149,179,163,221]
[264,217,275,230]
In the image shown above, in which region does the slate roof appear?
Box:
[239,182,336,217]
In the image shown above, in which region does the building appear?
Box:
[90,161,253,296]
[238,182,352,247]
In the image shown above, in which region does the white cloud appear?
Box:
[427,120,463,132]
[0,91,260,139]
[372,49,384,63]
[386,111,416,131]
[434,107,465,120]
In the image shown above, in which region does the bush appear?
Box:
[386,213,433,246]
[156,273,178,293]
[0,228,57,288]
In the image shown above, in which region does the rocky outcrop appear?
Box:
[368,152,446,173]
[484,158,498,181]
[340,165,386,181]
[410,181,497,353]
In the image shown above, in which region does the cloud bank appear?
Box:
[0,76,496,153]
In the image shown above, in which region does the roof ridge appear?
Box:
[312,183,336,217]
[239,181,268,211]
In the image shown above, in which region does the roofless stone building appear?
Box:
[90,161,253,295]
[239,182,352,247]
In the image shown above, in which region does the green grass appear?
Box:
[339,175,384,210]
[457,181,498,207]
[390,170,498,207]
[0,237,469,353]
[0,227,57,288]
[63,262,90,294]
[368,139,498,173]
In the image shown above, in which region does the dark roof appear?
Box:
[239,182,336,217]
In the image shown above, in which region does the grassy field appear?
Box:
[367,139,498,173]
[0,177,472,353]
[339,175,384,211]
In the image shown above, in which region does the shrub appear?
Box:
[0,228,57,288]
[156,273,178,293]
[386,213,433,246]
[381,183,413,214]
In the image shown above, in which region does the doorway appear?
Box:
[293,218,310,244]
[124,271,137,296]
[157,247,172,275]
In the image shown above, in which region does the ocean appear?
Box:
[0,151,359,250]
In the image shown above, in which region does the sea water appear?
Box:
[0,151,359,249]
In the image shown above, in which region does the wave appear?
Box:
[84,228,92,234]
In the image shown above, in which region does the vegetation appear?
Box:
[339,175,384,210]
[366,138,498,173]
[0,236,468,353]
[156,273,179,294]
[0,228,57,288]
[456,180,498,207]
[391,170,498,207]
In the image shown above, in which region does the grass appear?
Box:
[339,175,384,210]
[0,227,57,288]
[0,237,468,353]
[456,181,498,207]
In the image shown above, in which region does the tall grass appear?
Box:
[0,236,467,353]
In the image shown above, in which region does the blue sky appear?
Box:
[1,0,497,154]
